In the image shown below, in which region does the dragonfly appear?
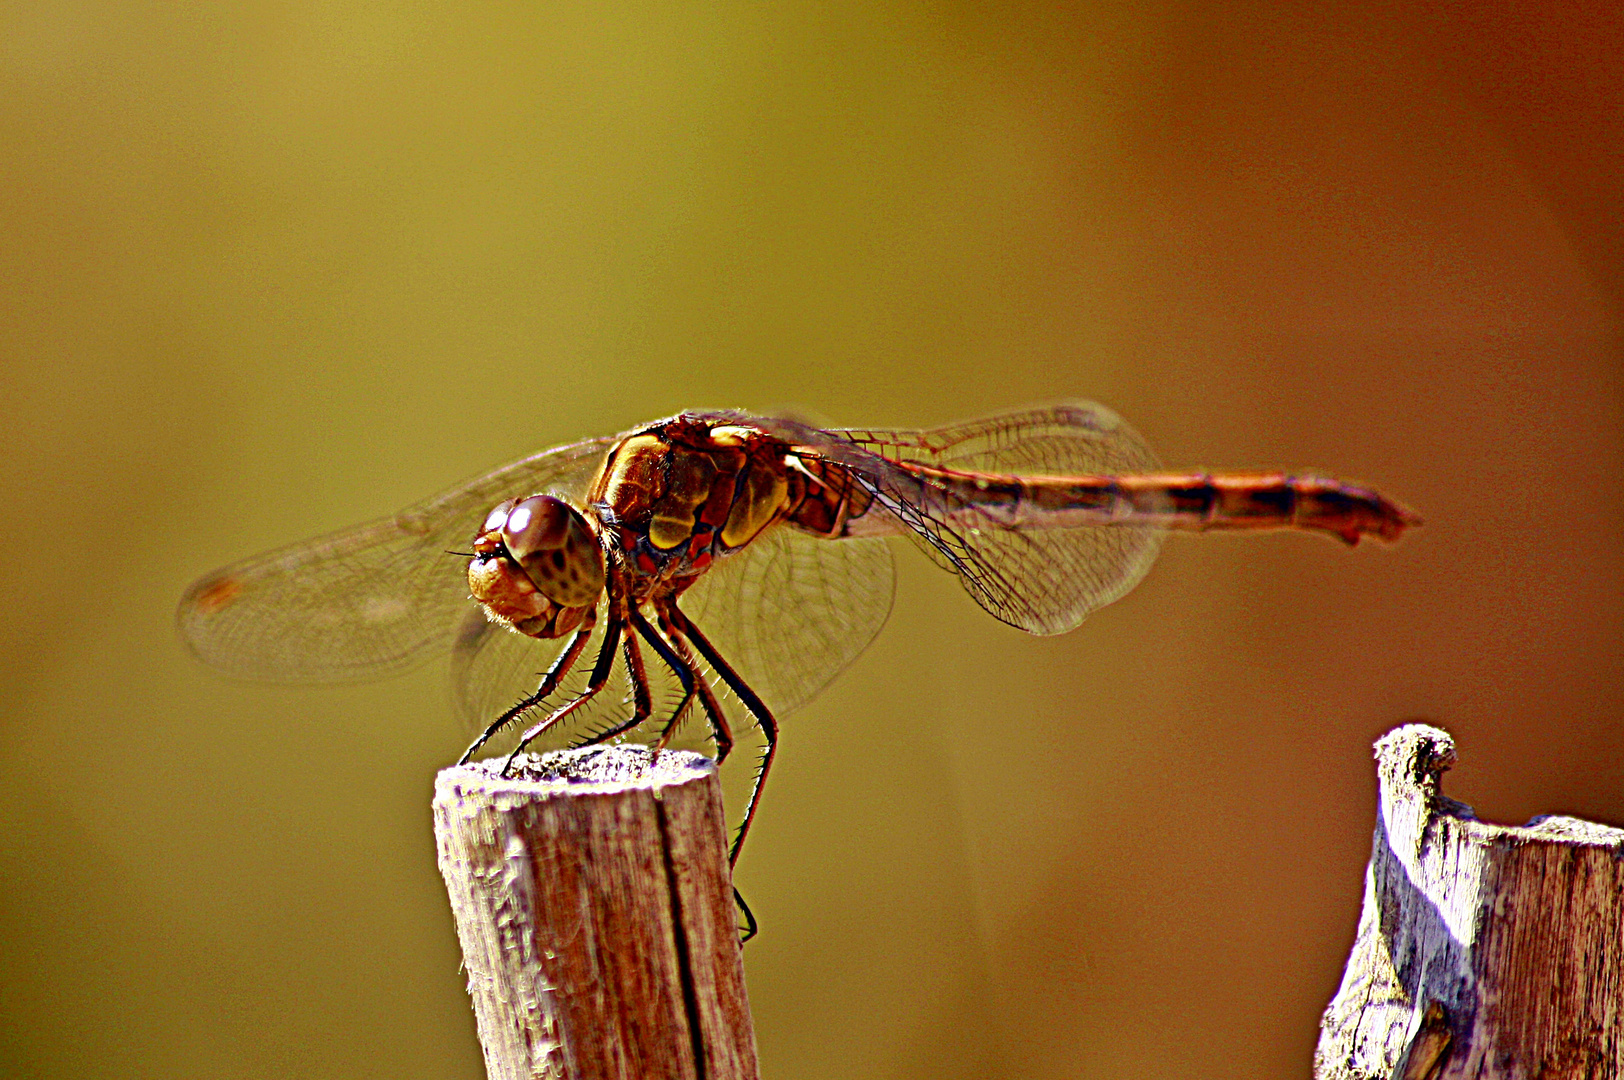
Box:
[179,402,1419,887]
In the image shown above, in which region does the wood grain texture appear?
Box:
[433,746,758,1080]
[1317,724,1624,1080]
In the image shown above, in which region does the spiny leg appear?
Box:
[624,607,698,750]
[568,613,664,747]
[664,601,777,869]
[458,623,594,765]
[501,613,623,776]
[664,600,772,941]
[654,596,733,764]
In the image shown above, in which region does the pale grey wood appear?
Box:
[1316,724,1624,1080]
[433,746,759,1080]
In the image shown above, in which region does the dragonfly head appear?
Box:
[468,495,605,638]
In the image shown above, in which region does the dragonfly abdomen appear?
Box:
[883,465,1419,546]
[1025,472,1420,545]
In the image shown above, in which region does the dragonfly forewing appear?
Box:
[177,436,617,682]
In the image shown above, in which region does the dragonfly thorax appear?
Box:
[588,418,794,583]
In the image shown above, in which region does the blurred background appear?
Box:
[2,1,1620,1077]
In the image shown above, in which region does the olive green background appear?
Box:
[3,2,1620,1077]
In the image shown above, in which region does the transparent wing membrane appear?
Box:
[681,526,895,717]
[177,437,616,682]
[826,402,1165,635]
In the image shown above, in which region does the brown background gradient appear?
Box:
[3,2,1620,1077]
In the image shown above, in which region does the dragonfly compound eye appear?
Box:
[481,500,519,536]
[500,495,605,608]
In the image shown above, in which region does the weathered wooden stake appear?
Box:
[434,745,758,1080]
[1317,724,1624,1080]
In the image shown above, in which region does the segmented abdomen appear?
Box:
[841,464,1419,546]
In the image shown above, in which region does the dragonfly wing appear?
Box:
[448,601,621,731]
[177,436,617,682]
[679,526,896,719]
[828,402,1165,636]
[451,608,548,730]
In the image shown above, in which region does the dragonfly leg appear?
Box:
[458,623,594,765]
[658,600,756,942]
[567,614,665,747]
[501,614,623,776]
[665,601,778,870]
[624,607,698,751]
[653,597,733,763]
[732,888,758,943]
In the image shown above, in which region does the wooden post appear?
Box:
[433,745,759,1080]
[1316,724,1624,1080]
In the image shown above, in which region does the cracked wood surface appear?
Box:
[434,746,758,1080]
[1316,724,1624,1080]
